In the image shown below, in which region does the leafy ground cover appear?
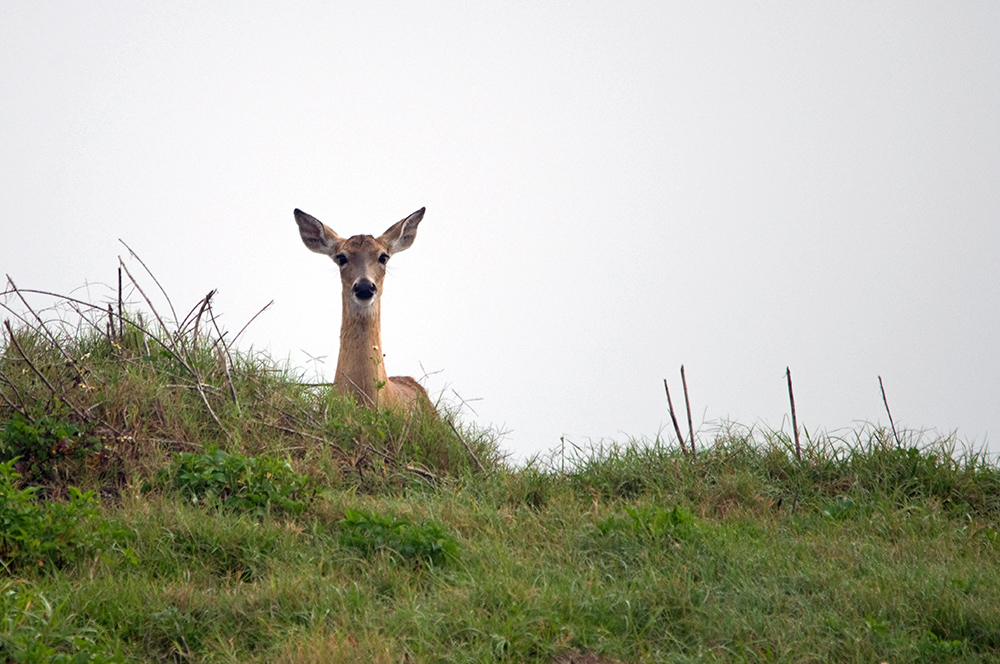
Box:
[1,283,998,662]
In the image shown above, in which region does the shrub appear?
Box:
[0,409,101,481]
[0,459,121,573]
[157,447,315,515]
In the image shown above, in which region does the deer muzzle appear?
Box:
[353,279,377,301]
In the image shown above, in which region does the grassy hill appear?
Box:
[1,288,999,663]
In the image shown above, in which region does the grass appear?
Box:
[2,278,1000,662]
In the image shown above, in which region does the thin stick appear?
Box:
[106,304,115,346]
[878,375,902,448]
[118,239,178,324]
[0,369,31,420]
[230,300,273,348]
[448,418,486,473]
[117,266,124,339]
[786,367,801,460]
[663,378,687,455]
[118,260,176,353]
[191,290,215,348]
[680,365,696,459]
[208,301,239,411]
[260,420,342,451]
[360,441,439,483]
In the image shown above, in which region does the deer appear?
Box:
[294,207,433,412]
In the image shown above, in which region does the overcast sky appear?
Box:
[2,3,998,460]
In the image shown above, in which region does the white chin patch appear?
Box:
[350,296,378,315]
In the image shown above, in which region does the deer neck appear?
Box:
[335,294,389,407]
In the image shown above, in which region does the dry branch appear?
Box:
[118,259,229,437]
[663,378,688,455]
[360,441,439,483]
[119,239,178,325]
[878,375,902,448]
[230,300,273,348]
[448,418,486,473]
[786,367,802,460]
[681,365,696,459]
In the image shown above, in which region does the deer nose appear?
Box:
[353,279,377,300]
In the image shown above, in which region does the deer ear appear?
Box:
[294,209,341,255]
[379,207,424,255]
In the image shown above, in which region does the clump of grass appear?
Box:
[0,579,124,663]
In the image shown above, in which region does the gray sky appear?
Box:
[3,3,998,459]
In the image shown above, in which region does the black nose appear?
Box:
[353,279,377,300]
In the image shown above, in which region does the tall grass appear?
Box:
[2,276,1000,662]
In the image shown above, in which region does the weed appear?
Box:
[596,505,701,545]
[0,408,101,481]
[156,447,315,515]
[0,459,125,573]
[338,508,460,566]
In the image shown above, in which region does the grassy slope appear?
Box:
[1,305,999,663]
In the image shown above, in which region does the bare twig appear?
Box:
[117,267,124,339]
[230,300,273,348]
[208,301,239,411]
[118,239,178,324]
[118,260,177,355]
[105,304,115,346]
[0,288,175,359]
[448,418,486,473]
[260,420,344,452]
[680,365,696,459]
[786,367,802,460]
[878,375,902,448]
[360,441,439,483]
[663,378,688,455]
[0,369,31,420]
[191,290,215,349]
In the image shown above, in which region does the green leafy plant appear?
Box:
[0,459,122,573]
[338,508,459,566]
[597,504,700,542]
[0,409,101,480]
[158,447,314,515]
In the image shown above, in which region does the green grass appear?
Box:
[2,292,999,662]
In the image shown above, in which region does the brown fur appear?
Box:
[295,207,431,412]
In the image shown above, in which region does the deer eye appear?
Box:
[378,253,390,265]
[335,254,348,267]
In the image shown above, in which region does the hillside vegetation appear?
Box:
[1,282,999,663]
